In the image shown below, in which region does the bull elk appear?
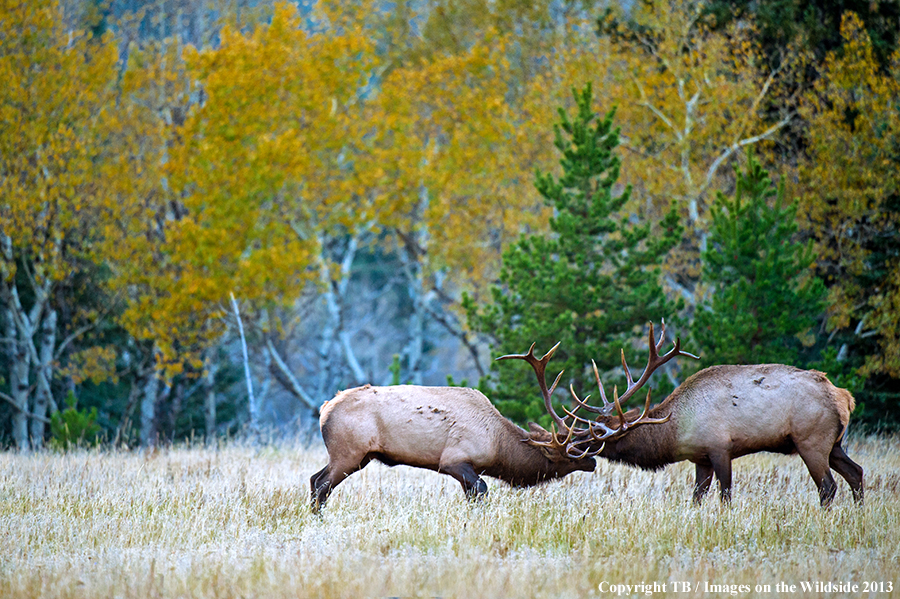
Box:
[309,357,678,512]
[502,321,864,506]
[310,385,593,512]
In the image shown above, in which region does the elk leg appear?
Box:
[693,461,714,504]
[310,455,372,513]
[442,462,488,500]
[796,444,837,507]
[310,465,329,503]
[709,452,732,503]
[829,444,864,504]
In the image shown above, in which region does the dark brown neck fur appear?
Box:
[598,398,678,471]
[481,420,595,486]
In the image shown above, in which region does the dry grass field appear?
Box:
[1,436,898,598]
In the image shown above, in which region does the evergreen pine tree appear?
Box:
[692,152,827,365]
[464,84,682,426]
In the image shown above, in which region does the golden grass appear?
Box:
[1,437,898,598]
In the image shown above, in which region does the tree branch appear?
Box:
[0,389,52,424]
[632,75,681,139]
[54,291,124,361]
[265,337,319,412]
[420,300,487,380]
[702,114,793,195]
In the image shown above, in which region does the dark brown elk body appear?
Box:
[505,322,864,506]
[595,364,863,505]
[309,384,596,512]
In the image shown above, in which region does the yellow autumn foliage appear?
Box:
[6,0,897,391]
[800,12,900,377]
[0,0,122,283]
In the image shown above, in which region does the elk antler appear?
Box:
[495,342,598,458]
[496,342,568,433]
[498,320,700,459]
[607,319,699,414]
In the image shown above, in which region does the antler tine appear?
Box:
[559,385,597,433]
[621,348,634,387]
[587,419,620,441]
[613,320,700,408]
[570,386,669,448]
[593,360,612,411]
[528,419,580,455]
[548,370,564,396]
[554,428,610,458]
[620,387,672,430]
[655,319,701,364]
[568,380,604,415]
[639,387,653,420]
[565,360,611,416]
[552,420,576,447]
[536,431,604,459]
[539,342,560,363]
[565,440,604,459]
[496,341,569,433]
[612,385,626,427]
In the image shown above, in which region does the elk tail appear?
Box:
[833,387,856,444]
[838,387,857,413]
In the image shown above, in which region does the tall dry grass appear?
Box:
[1,436,898,598]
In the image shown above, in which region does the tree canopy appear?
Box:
[2,0,899,448]
[465,85,682,425]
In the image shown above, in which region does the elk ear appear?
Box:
[536,445,557,460]
[527,422,548,436]
[526,422,567,460]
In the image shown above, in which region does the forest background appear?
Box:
[2,0,899,451]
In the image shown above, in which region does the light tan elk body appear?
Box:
[310,385,610,512]
[504,323,864,506]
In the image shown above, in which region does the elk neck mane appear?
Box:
[598,392,679,471]
[480,419,567,486]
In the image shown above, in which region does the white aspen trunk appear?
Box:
[30,308,57,447]
[398,235,426,386]
[406,281,425,386]
[256,353,273,422]
[114,379,141,447]
[204,352,218,441]
[0,235,28,449]
[4,300,30,450]
[140,348,160,448]
[333,235,366,385]
[230,293,257,432]
[401,186,432,386]
[316,244,342,402]
[339,329,367,384]
[315,287,339,401]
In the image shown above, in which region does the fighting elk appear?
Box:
[502,321,863,506]
[310,384,606,512]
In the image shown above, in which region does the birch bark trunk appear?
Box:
[4,300,30,450]
[30,308,57,447]
[140,347,160,447]
[397,230,427,386]
[204,352,218,441]
[315,232,366,400]
[230,293,257,433]
[1,233,30,449]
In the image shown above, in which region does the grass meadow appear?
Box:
[1,436,898,598]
